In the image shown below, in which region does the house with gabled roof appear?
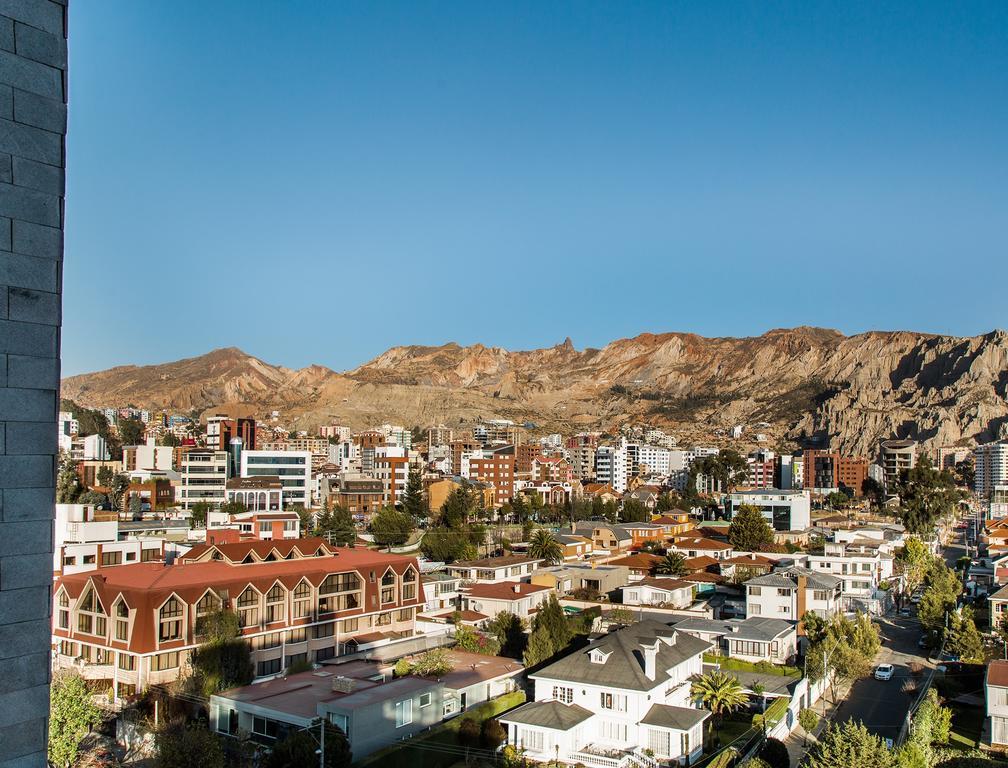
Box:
[499,620,711,766]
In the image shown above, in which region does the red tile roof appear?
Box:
[674,538,732,551]
[465,582,551,600]
[989,660,1008,687]
[608,553,662,570]
[683,555,720,571]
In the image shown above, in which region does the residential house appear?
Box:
[446,555,542,584]
[988,660,1008,748]
[531,564,630,599]
[462,582,552,620]
[499,621,711,766]
[719,554,775,582]
[671,617,797,665]
[744,567,843,629]
[990,583,1008,631]
[420,572,462,616]
[621,578,696,609]
[607,553,662,580]
[651,512,693,538]
[668,538,733,561]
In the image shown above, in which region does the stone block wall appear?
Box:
[0,0,67,765]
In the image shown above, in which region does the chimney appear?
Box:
[331,676,355,693]
[641,641,658,680]
[513,583,521,594]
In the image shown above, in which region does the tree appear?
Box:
[804,720,896,768]
[401,469,427,520]
[161,431,181,447]
[370,506,414,549]
[109,473,130,512]
[189,610,254,697]
[155,723,225,768]
[481,718,507,749]
[78,490,109,508]
[529,528,563,564]
[896,537,933,598]
[758,738,790,768]
[728,505,775,552]
[486,612,528,659]
[655,551,688,576]
[944,608,984,663]
[827,491,852,509]
[532,593,572,652]
[621,498,649,523]
[894,457,965,535]
[410,648,454,677]
[440,485,476,528]
[56,453,83,503]
[298,505,316,536]
[129,494,142,518]
[318,505,356,546]
[218,500,248,517]
[421,525,468,562]
[608,606,634,627]
[263,722,352,768]
[862,476,886,507]
[458,718,481,748]
[918,560,962,634]
[690,670,748,737]
[799,707,819,745]
[49,672,100,768]
[189,501,211,529]
[454,623,501,656]
[96,464,114,488]
[118,417,145,446]
[522,627,556,668]
[656,492,685,513]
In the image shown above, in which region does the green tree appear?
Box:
[690,670,749,737]
[655,551,688,576]
[263,722,352,768]
[894,456,965,535]
[896,537,934,598]
[758,738,790,768]
[528,528,563,564]
[728,505,775,551]
[189,610,253,697]
[481,718,507,749]
[318,505,356,546]
[522,626,556,668]
[532,593,572,652]
[298,505,316,536]
[620,498,649,523]
[918,560,962,634]
[805,721,896,768]
[155,723,225,768]
[486,612,528,659]
[161,431,181,447]
[799,707,819,745]
[402,468,427,520]
[656,492,685,513]
[128,494,142,518]
[440,485,476,528]
[409,648,454,676]
[420,525,469,562]
[48,672,100,768]
[109,472,130,512]
[861,476,886,507]
[454,623,501,655]
[56,453,82,503]
[96,464,114,488]
[458,718,481,748]
[189,501,211,528]
[78,490,109,508]
[118,417,145,446]
[944,608,984,663]
[608,606,634,627]
[218,499,248,517]
[370,506,414,548]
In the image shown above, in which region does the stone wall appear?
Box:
[0,0,68,765]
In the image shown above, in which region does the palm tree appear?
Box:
[654,551,688,576]
[529,528,564,565]
[690,670,749,739]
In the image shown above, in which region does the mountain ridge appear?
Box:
[61,326,1008,457]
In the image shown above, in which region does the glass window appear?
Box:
[265,584,286,624]
[419,692,432,708]
[395,699,413,728]
[237,588,259,629]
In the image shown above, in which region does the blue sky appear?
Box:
[63,1,1007,376]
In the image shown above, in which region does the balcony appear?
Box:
[569,745,660,768]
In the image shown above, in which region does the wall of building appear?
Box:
[0,1,68,762]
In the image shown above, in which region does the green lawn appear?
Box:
[354,691,526,768]
[947,703,985,751]
[707,715,756,754]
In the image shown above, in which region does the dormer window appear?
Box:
[195,591,222,619]
[57,591,69,630]
[402,568,417,600]
[589,648,612,664]
[114,599,129,641]
[77,588,106,637]
[159,597,183,642]
[265,584,286,623]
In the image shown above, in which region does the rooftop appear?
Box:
[451,555,542,569]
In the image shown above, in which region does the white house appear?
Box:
[500,621,711,767]
[744,567,843,623]
[672,617,797,665]
[987,660,1008,748]
[447,555,542,584]
[462,582,552,620]
[726,489,811,532]
[621,578,696,609]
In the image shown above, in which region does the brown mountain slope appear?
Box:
[61,327,1008,456]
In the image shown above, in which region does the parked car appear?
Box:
[898,607,912,617]
[874,664,895,681]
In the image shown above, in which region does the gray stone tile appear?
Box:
[7,286,58,324]
[0,317,57,355]
[0,252,57,291]
[5,421,55,455]
[11,154,62,194]
[13,21,64,68]
[0,180,60,226]
[0,49,61,101]
[0,455,54,489]
[0,385,54,421]
[7,353,58,389]
[11,87,64,133]
[0,0,63,36]
[11,218,60,259]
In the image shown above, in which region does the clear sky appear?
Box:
[63,1,1007,376]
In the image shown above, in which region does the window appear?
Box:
[252,715,280,739]
[599,692,626,711]
[329,713,349,733]
[402,569,417,600]
[118,653,136,671]
[101,551,122,567]
[647,728,671,758]
[520,728,544,752]
[341,618,359,632]
[395,700,413,728]
[77,589,107,637]
[293,581,312,619]
[778,606,790,615]
[813,590,829,601]
[731,640,765,657]
[397,608,413,622]
[114,600,129,641]
[125,551,136,562]
[287,628,306,644]
[381,586,395,603]
[552,686,573,704]
[265,584,286,624]
[314,622,334,639]
[257,658,282,677]
[419,692,432,708]
[141,548,160,562]
[237,588,259,629]
[256,632,282,650]
[600,720,628,741]
[151,651,179,671]
[159,597,183,642]
[749,586,762,596]
[63,556,75,566]
[776,588,791,597]
[83,554,96,565]
[57,591,69,630]
[196,592,221,618]
[376,612,392,626]
[681,731,690,756]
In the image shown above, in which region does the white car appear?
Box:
[874,664,895,681]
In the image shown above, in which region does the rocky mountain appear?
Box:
[60,327,1008,456]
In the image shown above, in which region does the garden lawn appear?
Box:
[947,703,985,751]
[703,653,801,678]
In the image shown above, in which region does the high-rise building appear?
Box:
[241,450,312,508]
[880,439,917,492]
[975,442,1008,498]
[206,414,257,452]
[179,449,229,509]
[595,442,629,493]
[801,450,869,495]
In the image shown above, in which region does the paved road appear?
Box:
[835,611,925,742]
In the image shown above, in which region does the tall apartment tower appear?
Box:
[0,1,69,762]
[975,441,1008,497]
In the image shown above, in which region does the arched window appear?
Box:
[401,568,417,601]
[236,587,259,628]
[265,584,286,623]
[380,570,396,604]
[159,597,183,642]
[114,599,130,642]
[77,588,106,637]
[195,591,221,619]
[292,581,312,619]
[57,591,69,630]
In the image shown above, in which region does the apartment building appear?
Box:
[726,489,811,531]
[976,442,1008,498]
[206,415,257,451]
[52,539,423,699]
[801,450,869,495]
[880,439,917,492]
[242,450,312,508]
[179,449,229,510]
[122,436,174,473]
[745,450,776,489]
[320,424,352,442]
[467,455,515,504]
[595,443,629,494]
[566,432,601,481]
[626,443,672,477]
[55,504,169,577]
[500,621,710,766]
[373,445,409,506]
[330,476,386,521]
[532,456,574,483]
[744,567,843,626]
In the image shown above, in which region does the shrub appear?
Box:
[481,718,506,749]
[458,718,481,748]
[758,738,790,768]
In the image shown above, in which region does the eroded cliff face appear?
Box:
[61,328,1008,454]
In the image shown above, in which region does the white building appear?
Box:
[179,449,228,510]
[500,621,710,766]
[726,489,811,532]
[241,449,312,508]
[123,436,173,472]
[880,439,917,492]
[987,660,1008,748]
[621,578,695,609]
[626,443,671,477]
[804,541,893,613]
[596,442,629,494]
[55,503,173,576]
[976,442,1008,498]
[744,567,843,623]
